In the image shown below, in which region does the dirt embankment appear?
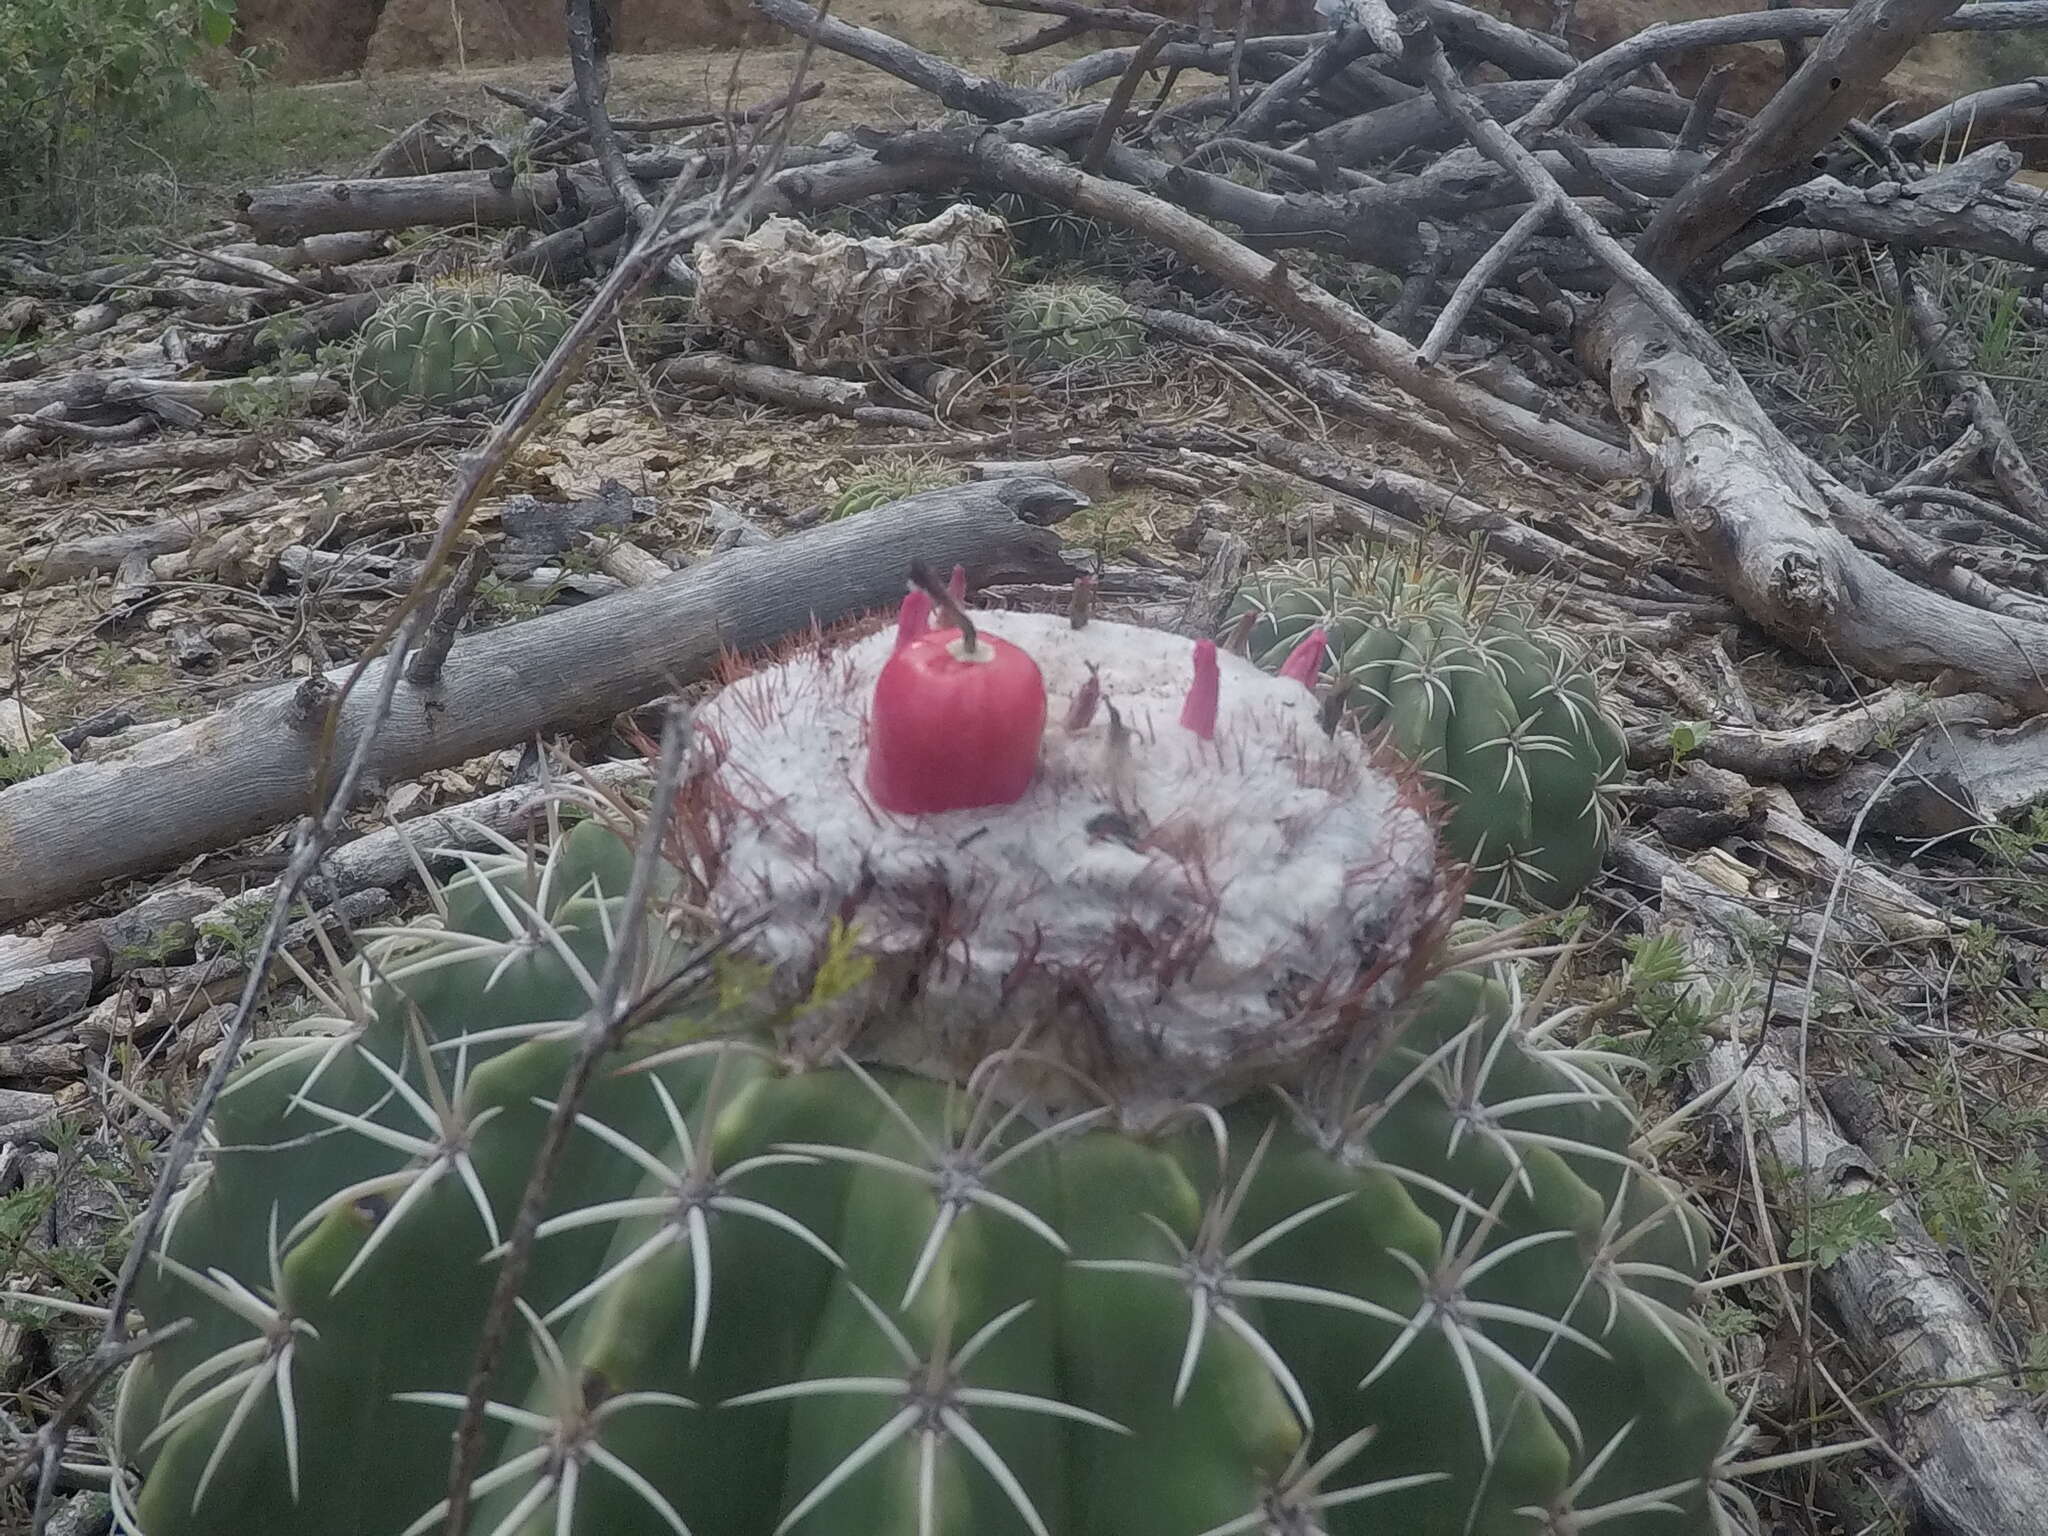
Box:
[238,0,2037,162]
[236,0,781,83]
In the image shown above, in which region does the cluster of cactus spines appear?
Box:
[1225,547,1629,913]
[988,191,1138,276]
[1003,281,1146,368]
[678,595,1456,1109]
[350,274,571,411]
[99,582,1746,1536]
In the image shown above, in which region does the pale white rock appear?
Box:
[684,609,1455,1111]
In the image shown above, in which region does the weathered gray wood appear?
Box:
[0,1088,60,1143]
[0,960,93,1041]
[1796,711,2048,839]
[656,354,873,416]
[872,125,1637,481]
[236,166,606,241]
[1625,689,2007,779]
[1584,292,2048,709]
[0,480,1081,925]
[1632,0,1969,276]
[1719,148,2048,272]
[1300,81,1744,168]
[1661,870,2048,1536]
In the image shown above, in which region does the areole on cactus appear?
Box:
[104,574,1749,1536]
[1225,546,1629,914]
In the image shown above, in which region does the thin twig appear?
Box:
[438,703,700,1536]
[1417,196,1555,364]
[1677,61,1734,151]
[33,127,725,1536]
[1082,24,1174,173]
[1398,6,1738,380]
[1894,251,2048,533]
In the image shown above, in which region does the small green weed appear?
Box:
[0,739,64,788]
[1785,1188,1894,1267]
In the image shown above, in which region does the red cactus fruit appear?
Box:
[866,569,1048,815]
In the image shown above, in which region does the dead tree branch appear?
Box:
[0,480,1080,926]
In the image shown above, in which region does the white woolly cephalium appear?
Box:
[674,609,1459,1109]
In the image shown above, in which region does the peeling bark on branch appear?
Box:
[1583,293,2048,708]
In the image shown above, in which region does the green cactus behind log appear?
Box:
[1003,280,1145,367]
[831,459,956,520]
[350,274,571,411]
[1225,548,1628,912]
[109,813,1747,1536]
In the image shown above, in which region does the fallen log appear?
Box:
[655,353,875,416]
[1753,145,2048,272]
[1584,292,2048,707]
[1796,709,2048,838]
[0,478,1081,926]
[1624,688,2008,778]
[1657,867,2048,1536]
[236,164,609,241]
[1633,0,1971,276]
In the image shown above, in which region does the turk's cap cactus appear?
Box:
[1003,281,1147,368]
[89,574,1760,1536]
[678,593,1461,1111]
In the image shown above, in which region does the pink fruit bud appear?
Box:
[1180,638,1220,739]
[1279,627,1327,690]
[892,589,935,651]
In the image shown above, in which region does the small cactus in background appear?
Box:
[350,274,570,411]
[830,459,956,520]
[1004,280,1145,367]
[107,587,1742,1536]
[1226,548,1628,913]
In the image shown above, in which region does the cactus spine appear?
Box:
[108,597,1740,1536]
[350,275,570,411]
[1227,549,1628,912]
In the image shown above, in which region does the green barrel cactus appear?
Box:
[831,460,955,520]
[350,274,570,411]
[1004,281,1145,367]
[106,601,1738,1536]
[1226,549,1628,913]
